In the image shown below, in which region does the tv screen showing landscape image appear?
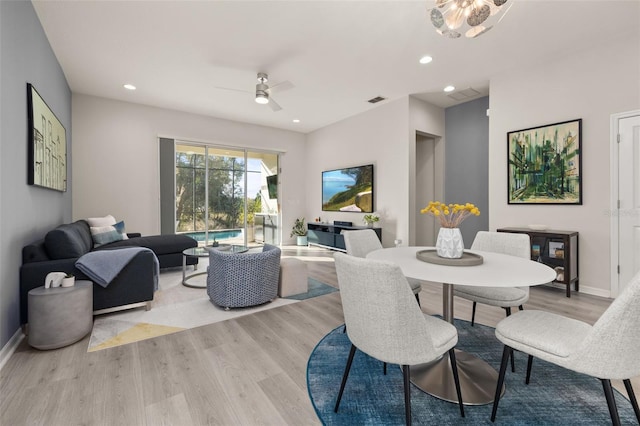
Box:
[322,164,374,212]
[266,174,278,199]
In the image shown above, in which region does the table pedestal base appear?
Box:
[183,271,207,288]
[410,349,505,406]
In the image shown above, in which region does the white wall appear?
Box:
[306,96,445,247]
[489,34,640,297]
[72,95,307,242]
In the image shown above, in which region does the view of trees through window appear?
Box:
[175,143,278,246]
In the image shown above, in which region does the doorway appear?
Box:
[610,111,640,296]
[414,133,443,246]
[174,142,280,248]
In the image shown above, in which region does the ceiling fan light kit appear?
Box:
[429,0,509,39]
[255,83,269,104]
[255,72,270,104]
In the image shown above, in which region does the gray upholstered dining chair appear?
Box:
[454,231,531,325]
[491,271,640,425]
[333,252,464,425]
[343,229,422,305]
[206,244,280,309]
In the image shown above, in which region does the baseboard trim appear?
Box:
[0,328,25,372]
[576,285,611,299]
[544,282,611,299]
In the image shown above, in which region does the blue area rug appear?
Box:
[285,277,339,300]
[307,320,638,425]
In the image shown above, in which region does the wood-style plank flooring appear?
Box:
[1,245,636,425]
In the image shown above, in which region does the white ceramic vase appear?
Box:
[297,235,308,246]
[436,228,464,258]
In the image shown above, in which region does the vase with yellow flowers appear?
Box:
[420,201,480,258]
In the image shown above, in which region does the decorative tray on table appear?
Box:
[416,249,483,266]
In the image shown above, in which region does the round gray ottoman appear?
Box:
[28,280,93,350]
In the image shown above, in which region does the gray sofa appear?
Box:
[20,220,198,324]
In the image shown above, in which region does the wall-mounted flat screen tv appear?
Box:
[322,164,374,212]
[266,174,278,199]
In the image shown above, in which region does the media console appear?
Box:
[307,223,382,252]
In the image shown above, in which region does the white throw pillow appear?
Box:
[87,214,116,228]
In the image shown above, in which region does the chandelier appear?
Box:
[429,0,509,39]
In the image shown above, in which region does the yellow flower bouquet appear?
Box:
[420,201,480,228]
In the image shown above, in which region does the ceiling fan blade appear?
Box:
[214,86,252,94]
[268,97,282,112]
[269,80,294,94]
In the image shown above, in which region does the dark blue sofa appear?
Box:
[20,220,198,325]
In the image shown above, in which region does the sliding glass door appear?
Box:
[175,142,279,247]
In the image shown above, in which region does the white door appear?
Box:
[618,114,640,293]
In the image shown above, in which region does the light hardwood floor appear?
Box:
[1,245,636,425]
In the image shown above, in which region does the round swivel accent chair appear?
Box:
[207,244,280,309]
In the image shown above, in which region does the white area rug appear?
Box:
[88,257,300,352]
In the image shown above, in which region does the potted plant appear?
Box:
[62,273,75,288]
[421,201,480,258]
[363,213,380,228]
[290,218,308,246]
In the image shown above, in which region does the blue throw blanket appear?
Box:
[75,247,159,289]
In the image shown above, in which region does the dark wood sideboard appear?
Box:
[497,227,579,298]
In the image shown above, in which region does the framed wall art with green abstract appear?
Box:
[507,118,582,205]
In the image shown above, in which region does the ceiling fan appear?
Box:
[215,72,294,112]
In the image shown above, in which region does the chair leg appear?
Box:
[491,345,512,422]
[623,379,640,424]
[334,344,357,413]
[471,302,477,326]
[384,362,387,375]
[402,365,411,426]
[525,355,533,384]
[518,305,524,311]
[602,379,621,426]
[504,308,515,373]
[448,349,465,418]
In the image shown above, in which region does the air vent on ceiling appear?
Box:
[367,96,387,104]
[447,88,481,101]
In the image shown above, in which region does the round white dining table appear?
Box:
[367,246,556,405]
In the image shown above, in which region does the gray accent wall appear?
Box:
[444,96,489,246]
[0,1,72,349]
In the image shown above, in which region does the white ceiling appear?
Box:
[33,1,640,134]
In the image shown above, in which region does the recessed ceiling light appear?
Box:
[123,84,136,91]
[292,119,300,123]
[419,55,433,64]
[444,85,455,92]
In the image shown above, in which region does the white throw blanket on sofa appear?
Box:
[76,247,159,289]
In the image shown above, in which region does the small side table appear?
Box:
[28,280,93,350]
[182,245,248,288]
